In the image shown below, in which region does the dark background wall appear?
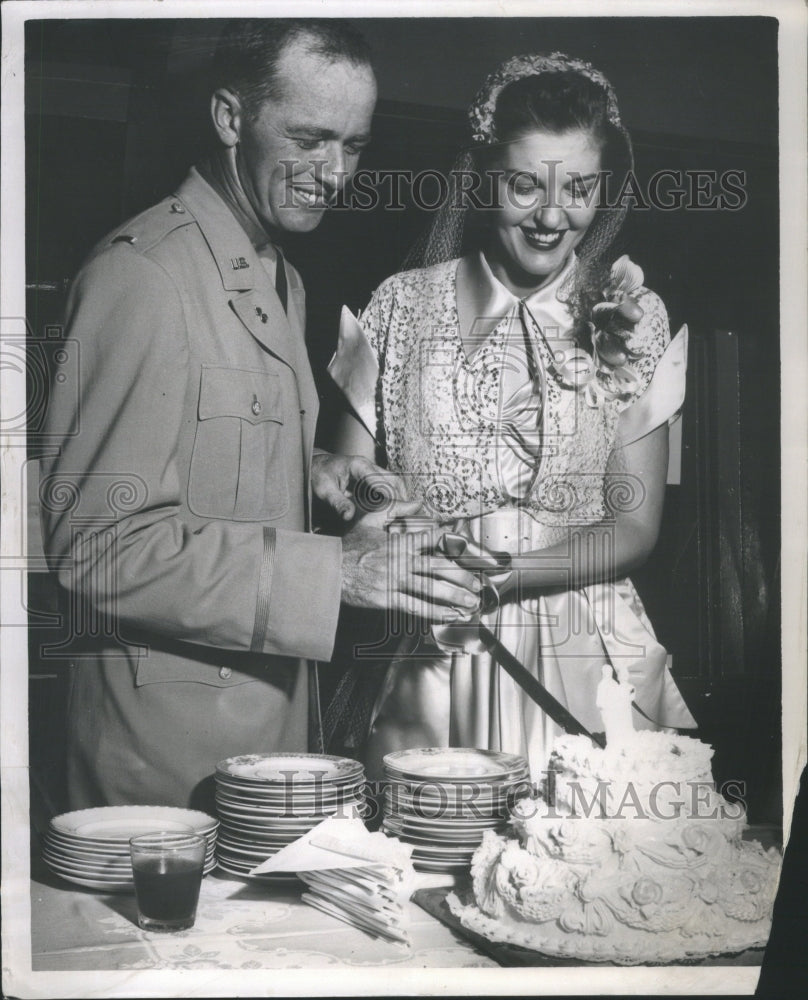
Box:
[24,16,781,823]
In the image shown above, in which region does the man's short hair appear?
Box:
[212,19,373,121]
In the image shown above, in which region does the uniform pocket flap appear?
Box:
[198,366,284,425]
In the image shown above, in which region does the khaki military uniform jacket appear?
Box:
[40,168,343,810]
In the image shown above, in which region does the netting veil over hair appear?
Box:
[402,51,635,313]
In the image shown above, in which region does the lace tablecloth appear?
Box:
[31,865,497,972]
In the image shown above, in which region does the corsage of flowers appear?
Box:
[552,255,646,408]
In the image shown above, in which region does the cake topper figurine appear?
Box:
[596,663,637,748]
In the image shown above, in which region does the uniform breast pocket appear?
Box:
[188,366,289,521]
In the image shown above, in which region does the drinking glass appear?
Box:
[129,831,206,931]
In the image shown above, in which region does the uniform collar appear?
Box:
[174,167,264,292]
[196,153,274,251]
[455,249,577,347]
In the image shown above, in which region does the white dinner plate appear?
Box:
[50,806,218,843]
[45,829,217,857]
[412,844,477,864]
[42,851,131,874]
[381,821,485,846]
[216,753,364,785]
[215,774,365,795]
[409,858,471,872]
[215,839,282,857]
[215,813,322,833]
[214,790,364,811]
[384,795,510,820]
[384,781,525,804]
[45,855,217,889]
[385,768,529,787]
[215,807,358,826]
[383,748,528,781]
[47,872,134,893]
[215,857,299,883]
[392,811,503,829]
[215,821,302,840]
[44,853,218,875]
[217,825,303,842]
[43,842,216,869]
[216,796,365,811]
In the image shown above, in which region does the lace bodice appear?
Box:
[360,256,670,529]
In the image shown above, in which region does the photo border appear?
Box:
[2,0,805,996]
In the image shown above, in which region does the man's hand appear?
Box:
[311,452,409,522]
[340,508,483,623]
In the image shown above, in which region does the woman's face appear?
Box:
[487,126,603,295]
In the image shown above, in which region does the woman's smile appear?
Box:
[519,222,567,251]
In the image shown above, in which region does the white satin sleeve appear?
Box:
[327,306,380,442]
[616,324,688,447]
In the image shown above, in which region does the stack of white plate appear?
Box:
[42,806,219,892]
[214,753,367,880]
[381,748,530,873]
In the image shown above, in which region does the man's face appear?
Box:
[234,39,377,234]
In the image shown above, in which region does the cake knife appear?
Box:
[437,532,606,748]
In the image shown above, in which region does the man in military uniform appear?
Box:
[40,20,480,810]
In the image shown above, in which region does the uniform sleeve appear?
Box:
[40,245,342,661]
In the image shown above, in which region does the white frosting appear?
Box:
[449,732,782,964]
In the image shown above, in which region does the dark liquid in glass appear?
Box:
[132,857,202,921]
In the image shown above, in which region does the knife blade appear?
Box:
[475,624,606,748]
[436,530,605,747]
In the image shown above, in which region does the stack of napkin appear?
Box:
[251,816,416,945]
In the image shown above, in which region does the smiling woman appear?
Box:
[331,51,697,782]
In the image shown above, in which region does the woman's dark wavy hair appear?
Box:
[211,19,373,121]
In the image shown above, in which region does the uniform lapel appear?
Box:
[176,168,320,500]
[229,286,299,372]
[176,168,299,371]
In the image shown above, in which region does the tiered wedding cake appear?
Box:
[447,666,782,964]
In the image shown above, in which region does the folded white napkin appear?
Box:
[250,816,412,874]
[250,816,416,945]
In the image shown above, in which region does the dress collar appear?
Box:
[455,250,577,350]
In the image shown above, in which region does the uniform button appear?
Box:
[252,399,262,416]
[170,201,185,214]
[219,666,232,680]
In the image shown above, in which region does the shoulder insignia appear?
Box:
[106,197,195,254]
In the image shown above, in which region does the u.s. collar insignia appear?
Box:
[230,256,249,270]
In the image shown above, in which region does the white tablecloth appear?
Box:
[31,865,497,972]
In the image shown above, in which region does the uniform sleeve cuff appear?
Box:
[255,529,343,661]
